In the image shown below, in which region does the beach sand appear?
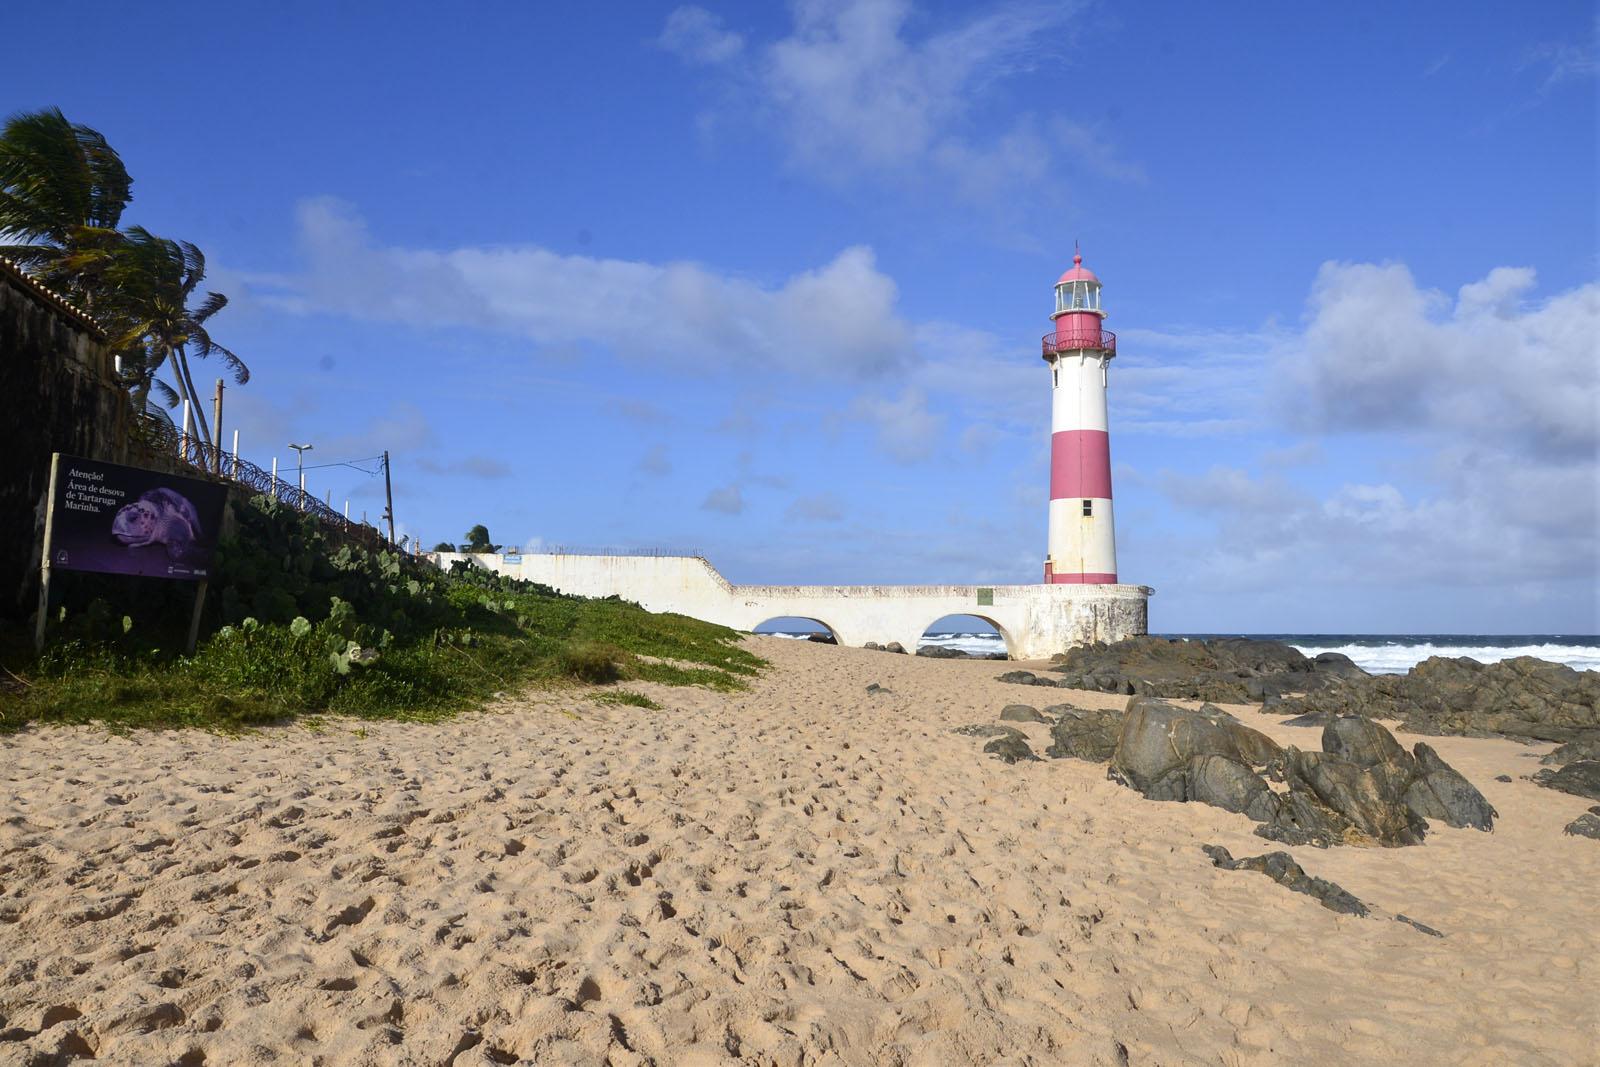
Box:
[1,637,1595,1065]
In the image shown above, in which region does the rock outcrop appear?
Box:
[1096,700,1494,848]
[983,734,1039,763]
[1202,845,1368,916]
[1108,699,1283,800]
[1531,760,1600,802]
[1044,707,1124,763]
[999,704,1051,724]
[1563,807,1600,840]
[1275,655,1599,744]
[1046,637,1364,702]
[966,693,1498,849]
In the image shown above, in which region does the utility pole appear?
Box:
[212,380,225,474]
[382,450,396,544]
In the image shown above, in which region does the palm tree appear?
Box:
[99,228,249,446]
[0,107,132,307]
[2,108,248,442]
[464,525,501,553]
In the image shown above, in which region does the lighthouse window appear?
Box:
[1081,499,1093,516]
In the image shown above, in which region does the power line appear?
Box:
[297,455,386,475]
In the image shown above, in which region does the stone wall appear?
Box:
[0,259,131,618]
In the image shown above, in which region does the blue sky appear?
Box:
[10,1,1597,633]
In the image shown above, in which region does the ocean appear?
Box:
[761,630,1600,674]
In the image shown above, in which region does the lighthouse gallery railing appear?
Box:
[1041,329,1116,358]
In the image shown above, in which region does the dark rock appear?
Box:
[1394,914,1445,937]
[1312,652,1370,682]
[806,632,837,645]
[997,669,1062,688]
[1541,736,1600,766]
[863,642,883,651]
[865,682,889,695]
[917,645,969,658]
[1274,656,1599,744]
[884,642,907,654]
[1495,774,1512,783]
[1045,708,1124,762]
[1110,699,1284,788]
[1531,760,1600,801]
[1187,755,1280,822]
[1047,636,1363,704]
[1280,711,1336,728]
[1402,743,1497,830]
[1196,704,1283,767]
[953,724,1023,738]
[1109,699,1258,794]
[1562,812,1600,839]
[1254,790,1351,849]
[999,704,1049,724]
[1091,701,1497,848]
[1322,715,1412,770]
[1202,845,1369,917]
[983,734,1039,764]
[1285,748,1427,846]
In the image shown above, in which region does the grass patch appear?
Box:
[591,689,662,710]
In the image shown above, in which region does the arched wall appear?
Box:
[751,617,843,643]
[918,614,1017,659]
[435,552,1148,660]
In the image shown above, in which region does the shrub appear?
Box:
[558,642,626,684]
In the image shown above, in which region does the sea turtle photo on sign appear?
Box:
[46,455,227,581]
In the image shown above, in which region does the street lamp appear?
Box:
[288,442,313,500]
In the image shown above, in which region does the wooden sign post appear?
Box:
[33,453,61,652]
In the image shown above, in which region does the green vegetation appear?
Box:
[463,524,501,553]
[0,496,764,731]
[591,690,662,710]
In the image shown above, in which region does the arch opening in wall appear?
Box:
[752,616,839,646]
[918,615,1013,660]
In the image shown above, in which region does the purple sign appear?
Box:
[47,456,227,581]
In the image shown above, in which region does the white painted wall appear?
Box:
[1051,351,1110,431]
[434,552,1150,660]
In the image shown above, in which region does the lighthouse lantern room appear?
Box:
[1042,249,1118,585]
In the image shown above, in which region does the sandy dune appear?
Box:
[1,637,1596,1065]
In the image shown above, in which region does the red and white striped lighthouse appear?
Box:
[1043,249,1118,584]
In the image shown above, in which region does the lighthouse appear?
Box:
[1042,249,1118,584]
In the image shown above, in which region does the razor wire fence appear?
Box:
[129,414,394,552]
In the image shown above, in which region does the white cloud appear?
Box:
[1138,262,1597,618]
[661,0,1134,201]
[1284,261,1599,457]
[786,492,845,521]
[659,6,745,64]
[268,198,914,381]
[850,387,944,462]
[637,444,673,477]
[416,455,511,478]
[702,484,745,514]
[1522,37,1599,93]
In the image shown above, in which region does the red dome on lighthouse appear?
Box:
[1056,251,1100,285]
